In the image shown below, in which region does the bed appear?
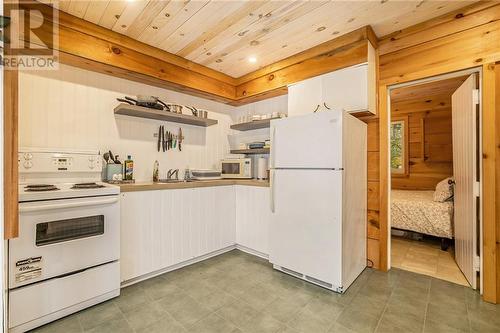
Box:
[391,190,454,239]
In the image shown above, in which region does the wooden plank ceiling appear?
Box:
[47,0,476,78]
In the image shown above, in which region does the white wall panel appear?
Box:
[19,65,235,182]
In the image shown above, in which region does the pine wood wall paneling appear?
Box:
[495,62,500,305]
[4,0,19,239]
[379,2,500,55]
[390,80,459,191]
[379,3,500,302]
[482,62,497,303]
[379,20,500,85]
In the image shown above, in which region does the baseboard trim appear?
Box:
[120,245,237,287]
[235,244,269,260]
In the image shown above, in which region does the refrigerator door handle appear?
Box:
[270,169,275,213]
[270,127,276,168]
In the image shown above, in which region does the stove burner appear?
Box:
[71,182,105,189]
[25,184,59,192]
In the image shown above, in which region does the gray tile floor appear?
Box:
[31,250,500,333]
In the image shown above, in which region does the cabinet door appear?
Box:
[120,191,156,282]
[196,186,236,256]
[322,64,368,113]
[236,186,271,255]
[287,76,323,117]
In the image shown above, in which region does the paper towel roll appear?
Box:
[257,157,268,180]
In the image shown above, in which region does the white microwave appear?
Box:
[221,158,252,179]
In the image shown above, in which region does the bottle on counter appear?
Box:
[153,160,159,182]
[124,155,134,180]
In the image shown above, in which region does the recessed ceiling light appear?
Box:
[248,56,257,63]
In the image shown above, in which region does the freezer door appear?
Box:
[270,111,342,169]
[269,169,342,286]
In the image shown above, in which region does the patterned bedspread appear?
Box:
[391,190,454,239]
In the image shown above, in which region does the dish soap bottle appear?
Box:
[124,155,134,180]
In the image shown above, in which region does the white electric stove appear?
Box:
[10,148,121,333]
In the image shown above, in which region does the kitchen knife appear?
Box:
[178,128,182,151]
[158,126,162,152]
[164,127,167,152]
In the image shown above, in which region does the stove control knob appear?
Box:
[23,161,33,169]
[23,153,32,160]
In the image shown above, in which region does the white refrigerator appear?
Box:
[269,110,367,293]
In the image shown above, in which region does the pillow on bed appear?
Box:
[434,177,454,202]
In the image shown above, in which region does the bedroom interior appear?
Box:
[389,73,477,287]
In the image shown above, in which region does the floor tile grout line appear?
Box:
[421,279,432,333]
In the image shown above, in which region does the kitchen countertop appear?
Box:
[118,179,269,192]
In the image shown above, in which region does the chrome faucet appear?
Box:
[167,169,179,180]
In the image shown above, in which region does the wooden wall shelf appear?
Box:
[230,118,277,131]
[114,103,218,127]
[230,148,270,154]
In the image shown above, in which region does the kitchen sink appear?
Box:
[155,179,185,184]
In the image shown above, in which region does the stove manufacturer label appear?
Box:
[15,256,42,283]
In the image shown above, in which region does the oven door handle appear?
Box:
[19,197,119,213]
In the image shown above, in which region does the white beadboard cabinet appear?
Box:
[120,186,236,282]
[288,41,376,117]
[235,186,271,257]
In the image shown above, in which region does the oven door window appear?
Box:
[36,215,104,246]
[222,163,240,175]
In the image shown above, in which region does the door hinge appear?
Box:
[472,89,480,105]
[473,255,481,272]
[474,181,481,197]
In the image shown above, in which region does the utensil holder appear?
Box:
[105,164,123,181]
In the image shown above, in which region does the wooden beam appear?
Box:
[32,2,236,85]
[4,1,19,240]
[235,39,369,100]
[19,4,379,105]
[19,2,236,103]
[235,26,373,85]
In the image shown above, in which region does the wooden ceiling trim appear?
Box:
[235,40,368,100]
[379,2,499,55]
[20,3,379,106]
[21,2,236,101]
[236,26,373,85]
[32,2,237,86]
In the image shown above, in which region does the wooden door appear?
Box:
[452,74,480,289]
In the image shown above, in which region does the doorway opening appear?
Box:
[388,69,482,290]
